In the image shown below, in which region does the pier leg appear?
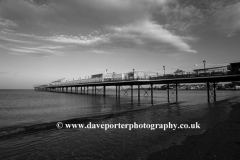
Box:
[207,82,210,103]
[116,86,118,98]
[80,87,82,94]
[71,87,72,93]
[175,83,178,102]
[87,86,88,94]
[95,86,96,95]
[151,84,153,105]
[138,84,140,104]
[118,86,120,99]
[131,85,133,104]
[167,84,170,103]
[103,86,106,97]
[213,82,216,102]
[92,86,94,95]
[66,87,68,93]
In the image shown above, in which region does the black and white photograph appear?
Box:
[0,0,240,159]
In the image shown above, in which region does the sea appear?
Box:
[0,89,239,160]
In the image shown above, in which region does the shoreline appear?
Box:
[148,102,240,160]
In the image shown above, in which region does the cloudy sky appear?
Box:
[1,0,240,89]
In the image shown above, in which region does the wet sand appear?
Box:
[148,102,240,160]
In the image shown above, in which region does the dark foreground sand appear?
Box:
[148,102,240,160]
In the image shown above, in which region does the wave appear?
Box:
[0,102,186,139]
[0,103,173,139]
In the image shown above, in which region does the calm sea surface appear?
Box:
[0,89,239,159]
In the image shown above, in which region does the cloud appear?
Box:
[41,21,197,54]
[0,0,150,34]
[106,21,197,53]
[0,35,37,44]
[7,46,64,56]
[0,43,65,57]
[0,29,66,56]
[7,47,63,56]
[92,50,112,55]
[151,0,208,35]
[214,2,240,36]
[0,0,197,54]
[46,35,106,45]
[0,17,18,27]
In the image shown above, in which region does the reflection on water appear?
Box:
[167,104,181,117]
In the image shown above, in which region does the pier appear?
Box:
[34,74,240,104]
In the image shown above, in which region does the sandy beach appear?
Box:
[148,102,240,160]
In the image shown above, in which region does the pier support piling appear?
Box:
[138,84,140,104]
[131,85,133,104]
[207,82,210,103]
[175,83,178,102]
[103,86,106,97]
[118,86,120,97]
[213,82,216,102]
[167,84,170,103]
[151,84,153,105]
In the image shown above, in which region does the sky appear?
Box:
[1,0,240,89]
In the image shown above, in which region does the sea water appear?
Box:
[0,89,239,159]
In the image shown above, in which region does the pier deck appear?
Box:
[34,74,240,104]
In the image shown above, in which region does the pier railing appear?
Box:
[33,71,237,88]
